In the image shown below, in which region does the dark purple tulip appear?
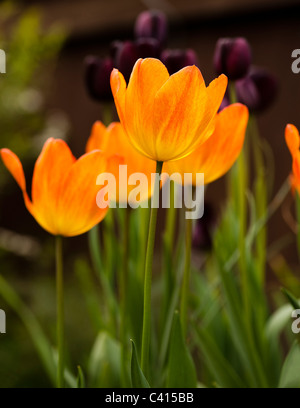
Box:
[214,37,251,80]
[160,49,198,75]
[84,56,114,102]
[135,10,168,46]
[113,41,138,83]
[235,67,278,113]
[135,38,161,58]
[112,39,160,82]
[192,203,215,252]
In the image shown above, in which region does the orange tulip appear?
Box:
[285,123,300,194]
[1,138,119,236]
[86,121,157,205]
[111,57,228,162]
[164,103,249,185]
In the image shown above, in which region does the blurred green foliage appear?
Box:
[0,1,65,186]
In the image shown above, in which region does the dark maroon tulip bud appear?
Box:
[113,41,138,82]
[214,37,251,80]
[84,56,113,102]
[110,40,123,60]
[192,203,215,252]
[136,38,161,58]
[235,66,278,113]
[160,49,198,75]
[112,39,161,82]
[135,10,168,46]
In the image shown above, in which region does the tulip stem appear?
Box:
[120,209,130,387]
[141,160,163,378]
[56,235,64,388]
[180,210,193,338]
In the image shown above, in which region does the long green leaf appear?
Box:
[279,341,300,388]
[166,311,197,388]
[130,340,150,388]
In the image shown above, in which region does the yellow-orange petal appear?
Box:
[110,68,127,126]
[86,121,157,204]
[1,139,118,237]
[164,103,249,185]
[285,124,300,158]
[292,150,300,189]
[54,150,116,236]
[86,121,108,153]
[152,65,206,161]
[184,74,228,157]
[123,58,170,160]
[31,138,76,234]
[111,57,228,163]
[0,148,35,216]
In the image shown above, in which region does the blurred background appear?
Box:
[0,0,300,387]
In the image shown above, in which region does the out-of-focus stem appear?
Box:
[56,235,64,388]
[141,160,163,377]
[120,209,130,387]
[180,210,193,338]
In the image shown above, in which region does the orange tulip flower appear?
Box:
[164,103,249,185]
[285,123,300,194]
[111,57,228,163]
[86,121,157,205]
[1,138,119,236]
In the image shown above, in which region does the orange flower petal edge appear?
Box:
[285,124,300,195]
[285,123,300,158]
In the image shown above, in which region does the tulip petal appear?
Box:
[111,68,127,125]
[165,103,248,185]
[123,58,170,159]
[285,124,300,158]
[54,150,113,236]
[292,151,300,187]
[86,121,157,204]
[152,65,206,161]
[86,121,108,153]
[31,138,76,234]
[186,74,228,155]
[0,148,35,215]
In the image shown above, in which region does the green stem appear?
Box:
[251,116,267,285]
[161,180,177,334]
[88,225,119,334]
[141,160,163,377]
[180,211,193,337]
[229,81,237,103]
[56,235,64,388]
[120,209,130,387]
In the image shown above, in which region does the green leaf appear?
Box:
[195,328,246,388]
[77,366,85,389]
[130,340,150,388]
[166,311,197,388]
[88,331,122,388]
[266,303,294,341]
[279,341,300,388]
[281,288,300,310]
